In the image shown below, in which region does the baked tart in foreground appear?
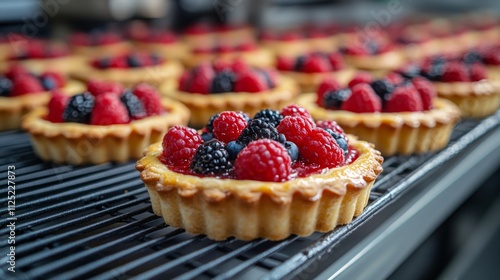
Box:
[136,105,383,241]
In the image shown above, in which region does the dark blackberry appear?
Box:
[201,131,214,142]
[0,76,12,96]
[365,41,380,54]
[226,140,244,160]
[463,51,483,64]
[323,128,348,156]
[323,88,351,110]
[421,63,445,81]
[259,69,275,88]
[120,90,147,119]
[283,141,299,161]
[127,55,141,67]
[370,79,394,102]
[253,109,283,127]
[62,92,95,123]
[294,55,306,71]
[97,57,111,69]
[238,118,280,145]
[40,76,57,91]
[190,139,232,176]
[398,64,422,80]
[430,56,446,66]
[210,70,236,93]
[205,113,220,132]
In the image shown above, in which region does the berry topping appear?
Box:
[284,141,299,161]
[226,140,245,160]
[253,109,283,127]
[0,76,12,97]
[201,131,214,142]
[190,139,233,176]
[233,70,268,92]
[40,71,65,89]
[205,113,220,132]
[397,64,422,80]
[87,80,124,96]
[277,56,294,71]
[469,63,487,81]
[277,116,314,148]
[348,72,373,88]
[120,90,147,120]
[341,83,382,113]
[161,126,203,166]
[234,139,292,182]
[62,92,95,123]
[323,88,351,110]
[463,51,483,64]
[442,62,470,82]
[90,92,130,125]
[188,63,215,94]
[5,65,30,79]
[328,52,345,70]
[46,91,69,123]
[323,128,348,156]
[411,77,436,110]
[316,120,345,137]
[421,60,445,81]
[386,73,404,85]
[316,78,342,107]
[384,85,423,112]
[210,70,236,93]
[300,128,344,168]
[301,54,332,73]
[10,75,44,96]
[238,118,281,145]
[370,79,394,102]
[212,111,248,144]
[132,83,163,116]
[281,104,314,122]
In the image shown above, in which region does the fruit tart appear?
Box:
[69,31,131,56]
[0,65,83,131]
[129,29,187,60]
[297,72,461,155]
[276,51,354,93]
[71,51,183,87]
[136,105,383,241]
[182,23,255,47]
[260,29,336,57]
[415,54,500,118]
[160,60,299,128]
[22,81,190,165]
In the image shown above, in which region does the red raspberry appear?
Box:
[87,80,124,96]
[233,70,268,92]
[69,32,89,46]
[97,33,122,45]
[188,62,215,94]
[277,116,314,148]
[316,120,345,137]
[348,72,373,88]
[328,52,345,70]
[90,92,130,125]
[469,63,487,81]
[109,55,128,68]
[301,55,332,73]
[341,83,382,113]
[386,72,404,85]
[300,128,344,168]
[10,75,44,96]
[281,104,314,121]
[133,83,164,116]
[384,85,423,112]
[41,71,66,87]
[152,31,177,44]
[5,65,30,79]
[442,62,469,82]
[46,90,69,123]
[411,77,436,110]
[280,32,302,41]
[237,42,257,51]
[231,59,250,73]
[483,51,500,65]
[193,47,212,54]
[216,44,233,53]
[316,78,341,107]
[178,71,191,91]
[212,111,248,144]
[343,45,368,55]
[276,56,294,71]
[234,139,292,182]
[161,126,203,166]
[213,59,232,72]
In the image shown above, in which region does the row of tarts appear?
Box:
[1,16,499,241]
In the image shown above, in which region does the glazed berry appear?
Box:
[316,78,342,107]
[258,69,275,88]
[323,88,351,110]
[348,72,373,88]
[126,54,141,67]
[62,92,95,123]
[41,71,65,88]
[10,75,44,96]
[189,63,215,94]
[213,60,232,72]
[341,83,382,113]
[316,120,345,137]
[40,75,57,91]
[212,111,248,144]
[0,76,13,96]
[483,51,500,65]
[87,80,124,96]
[178,72,191,91]
[323,128,348,156]
[238,118,280,145]
[284,141,299,161]
[161,126,202,166]
[281,104,314,123]
[463,51,483,64]
[210,70,236,93]
[384,85,423,112]
[386,73,404,85]
[294,55,307,71]
[5,65,30,79]
[301,54,332,73]
[411,77,436,110]
[398,64,421,80]
[205,113,220,132]
[370,79,394,102]
[442,62,469,82]
[253,109,283,127]
[421,60,445,81]
[90,92,130,125]
[226,140,245,160]
[233,70,268,93]
[277,116,314,148]
[277,56,294,71]
[190,139,233,176]
[328,52,345,70]
[201,131,214,142]
[234,139,292,182]
[46,91,69,123]
[96,57,111,68]
[469,63,487,81]
[300,128,344,168]
[133,83,163,116]
[120,90,147,120]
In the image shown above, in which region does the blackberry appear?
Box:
[323,88,351,110]
[40,76,57,91]
[205,113,220,132]
[210,70,236,93]
[237,111,251,124]
[62,92,95,123]
[370,79,394,102]
[226,140,245,160]
[238,118,280,145]
[190,139,232,175]
[253,109,283,127]
[120,90,147,119]
[324,128,348,156]
[463,51,483,64]
[421,63,445,81]
[0,76,12,96]
[366,41,380,54]
[283,141,299,161]
[127,55,141,67]
[398,64,421,80]
[97,57,111,69]
[259,69,274,88]
[294,55,306,71]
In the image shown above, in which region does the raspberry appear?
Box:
[316,120,345,137]
[90,92,130,125]
[281,32,302,41]
[63,92,95,123]
[441,62,469,82]
[210,70,236,93]
[411,77,436,110]
[215,44,233,53]
[87,80,124,96]
[253,109,283,127]
[233,70,268,93]
[301,54,332,73]
[178,71,191,91]
[341,83,382,113]
[213,59,232,72]
[212,111,248,144]
[386,72,404,85]
[316,78,342,107]
[41,71,66,88]
[46,90,69,123]
[483,51,500,65]
[469,63,487,81]
[323,128,348,156]
[120,90,147,120]
[277,116,314,148]
[234,139,292,182]
[300,128,344,168]
[348,72,373,88]
[161,126,202,166]
[10,75,44,96]
[238,118,280,145]
[328,52,345,70]
[237,41,257,51]
[384,85,423,112]
[190,139,233,176]
[188,63,215,94]
[277,56,294,71]
[323,88,351,110]
[342,45,368,55]
[370,79,394,102]
[109,55,128,68]
[5,65,30,79]
[230,59,250,73]
[133,83,163,116]
[280,104,314,123]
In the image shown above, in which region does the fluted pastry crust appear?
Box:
[344,50,406,73]
[22,98,190,165]
[0,55,86,74]
[183,48,275,69]
[136,136,383,241]
[133,41,188,60]
[279,68,355,93]
[71,42,132,56]
[298,93,461,156]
